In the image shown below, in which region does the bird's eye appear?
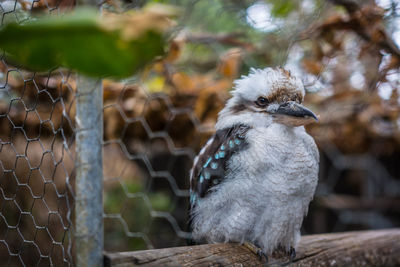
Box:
[255,97,269,107]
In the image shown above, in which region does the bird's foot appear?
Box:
[289,247,296,261]
[243,242,268,263]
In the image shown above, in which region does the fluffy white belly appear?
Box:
[191,181,312,254]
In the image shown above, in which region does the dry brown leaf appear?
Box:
[101,4,179,41]
[217,48,242,79]
[302,58,324,76]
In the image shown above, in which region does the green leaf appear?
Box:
[269,0,296,18]
[0,6,177,78]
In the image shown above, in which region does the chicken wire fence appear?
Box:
[0,67,75,267]
[1,0,400,266]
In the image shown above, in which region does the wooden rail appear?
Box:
[104,229,400,266]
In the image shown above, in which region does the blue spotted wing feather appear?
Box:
[190,125,250,204]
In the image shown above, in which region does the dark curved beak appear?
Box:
[276,101,318,122]
[269,101,318,126]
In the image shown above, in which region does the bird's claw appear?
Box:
[289,247,296,261]
[243,242,268,263]
[257,249,269,263]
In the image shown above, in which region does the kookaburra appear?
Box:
[189,67,319,260]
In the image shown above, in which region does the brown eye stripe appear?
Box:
[230,91,302,114]
[231,103,247,113]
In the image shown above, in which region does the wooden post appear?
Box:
[104,229,400,266]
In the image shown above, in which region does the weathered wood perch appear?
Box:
[104,229,400,266]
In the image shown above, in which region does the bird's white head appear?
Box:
[215,67,318,130]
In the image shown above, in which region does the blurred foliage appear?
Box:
[104,178,172,251]
[0,5,177,78]
[268,0,297,17]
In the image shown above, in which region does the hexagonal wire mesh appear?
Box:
[0,1,77,265]
[0,69,76,265]
[1,0,400,265]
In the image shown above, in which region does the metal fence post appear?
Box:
[75,76,103,266]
